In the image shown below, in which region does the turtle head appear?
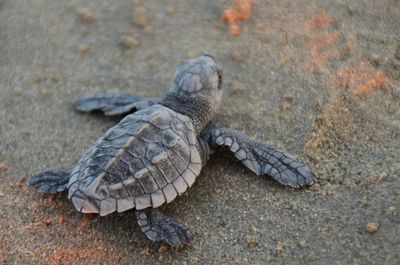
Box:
[169,55,223,110]
[162,55,223,132]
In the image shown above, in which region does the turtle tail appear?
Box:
[28,170,70,193]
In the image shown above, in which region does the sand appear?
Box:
[0,0,399,264]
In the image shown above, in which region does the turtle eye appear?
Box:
[217,67,223,90]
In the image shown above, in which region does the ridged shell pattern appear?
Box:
[67,105,202,216]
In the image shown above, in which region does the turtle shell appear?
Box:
[67,105,202,216]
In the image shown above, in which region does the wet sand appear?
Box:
[0,0,399,264]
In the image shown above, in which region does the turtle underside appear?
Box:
[67,104,202,216]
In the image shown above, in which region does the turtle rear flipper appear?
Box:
[29,170,70,193]
[135,209,193,247]
[73,93,160,116]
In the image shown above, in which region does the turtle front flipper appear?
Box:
[202,128,316,188]
[135,209,193,247]
[28,170,70,193]
[73,93,160,116]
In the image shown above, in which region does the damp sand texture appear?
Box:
[0,0,399,264]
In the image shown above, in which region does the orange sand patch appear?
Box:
[255,22,267,30]
[78,213,97,231]
[45,247,106,265]
[37,194,61,209]
[229,24,241,36]
[331,61,395,96]
[221,0,255,36]
[307,46,351,72]
[305,12,335,32]
[25,219,53,229]
[58,216,67,226]
[308,31,341,52]
[304,13,350,73]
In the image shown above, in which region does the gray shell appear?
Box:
[67,105,202,216]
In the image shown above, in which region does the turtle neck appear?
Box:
[160,92,215,133]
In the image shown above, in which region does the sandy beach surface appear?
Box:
[1,0,399,264]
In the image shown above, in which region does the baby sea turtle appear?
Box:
[29,55,316,247]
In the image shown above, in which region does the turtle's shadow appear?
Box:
[72,109,125,124]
